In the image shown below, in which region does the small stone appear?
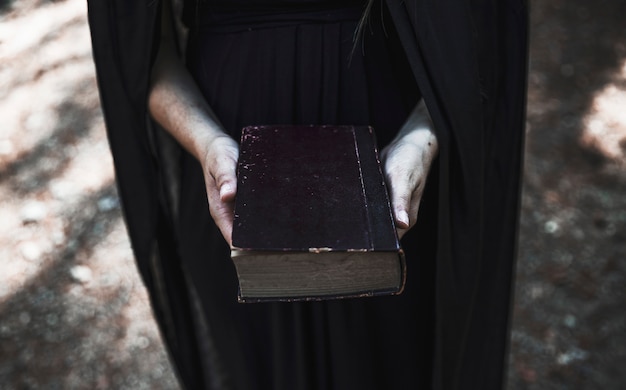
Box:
[564,314,577,328]
[52,230,65,245]
[137,336,150,349]
[20,241,42,261]
[544,220,559,234]
[97,196,118,212]
[66,239,79,252]
[37,289,56,305]
[70,265,93,284]
[19,346,34,362]
[556,353,571,365]
[530,285,544,300]
[0,325,10,336]
[557,349,589,365]
[19,312,31,325]
[20,201,48,223]
[151,366,164,380]
[46,313,59,326]
[50,180,74,199]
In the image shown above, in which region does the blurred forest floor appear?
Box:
[0,0,625,389]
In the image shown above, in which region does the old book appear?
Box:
[231,125,405,302]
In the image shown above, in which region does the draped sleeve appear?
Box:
[386,1,529,388]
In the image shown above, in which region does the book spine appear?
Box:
[352,126,401,250]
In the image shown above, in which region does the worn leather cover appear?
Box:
[232,125,401,253]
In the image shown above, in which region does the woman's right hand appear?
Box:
[199,135,240,245]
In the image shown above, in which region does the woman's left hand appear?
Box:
[381,100,438,238]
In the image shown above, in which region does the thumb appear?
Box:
[219,181,236,202]
[389,174,412,230]
[211,153,238,202]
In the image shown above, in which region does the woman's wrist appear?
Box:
[394,100,438,152]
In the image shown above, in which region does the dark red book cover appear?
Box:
[231,125,405,301]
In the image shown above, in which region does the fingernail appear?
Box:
[397,210,409,227]
[220,184,232,198]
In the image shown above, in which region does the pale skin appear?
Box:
[148,1,438,245]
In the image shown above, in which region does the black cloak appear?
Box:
[87,1,528,389]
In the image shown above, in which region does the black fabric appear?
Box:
[86,0,528,389]
[383,3,529,389]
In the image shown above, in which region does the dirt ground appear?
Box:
[0,0,624,389]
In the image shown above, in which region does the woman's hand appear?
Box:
[199,135,239,245]
[381,100,438,238]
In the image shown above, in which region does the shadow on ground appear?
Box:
[0,2,181,387]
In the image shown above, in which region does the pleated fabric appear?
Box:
[175,1,438,389]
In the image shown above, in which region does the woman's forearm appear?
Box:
[148,0,230,163]
[148,38,229,162]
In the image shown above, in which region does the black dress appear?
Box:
[86,0,528,388]
[176,1,435,389]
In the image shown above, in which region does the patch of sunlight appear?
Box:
[0,0,95,167]
[0,123,115,303]
[0,0,87,59]
[581,60,626,165]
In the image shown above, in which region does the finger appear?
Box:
[394,206,410,230]
[396,189,423,239]
[206,183,235,245]
[219,182,236,202]
[212,153,238,202]
[213,202,234,245]
[386,169,413,230]
[407,185,424,227]
[204,137,238,202]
